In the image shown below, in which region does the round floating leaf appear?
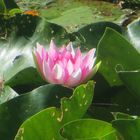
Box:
[0,84,72,140]
[42,1,127,32]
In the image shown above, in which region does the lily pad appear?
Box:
[0,84,72,140]
[97,28,140,86]
[45,1,127,32]
[15,81,94,140]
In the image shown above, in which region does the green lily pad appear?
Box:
[15,81,94,140]
[97,28,140,86]
[0,84,72,140]
[44,1,127,32]
[74,21,122,49]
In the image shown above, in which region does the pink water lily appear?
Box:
[33,40,99,87]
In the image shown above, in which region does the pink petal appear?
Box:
[66,42,75,58]
[61,58,67,67]
[66,42,72,51]
[83,48,96,68]
[64,51,72,61]
[66,68,82,87]
[49,40,58,59]
[74,47,82,70]
[33,50,46,80]
[60,45,66,53]
[52,63,64,84]
[88,57,96,70]
[34,51,43,69]
[80,67,88,81]
[43,60,54,83]
[67,60,74,75]
[36,43,48,60]
[80,57,96,82]
[47,57,55,69]
[81,61,101,84]
[36,43,43,57]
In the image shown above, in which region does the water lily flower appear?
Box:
[33,40,100,87]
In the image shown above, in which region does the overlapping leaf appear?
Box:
[97,28,140,86]
[15,81,94,140]
[61,119,117,140]
[0,84,72,140]
[112,118,140,140]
